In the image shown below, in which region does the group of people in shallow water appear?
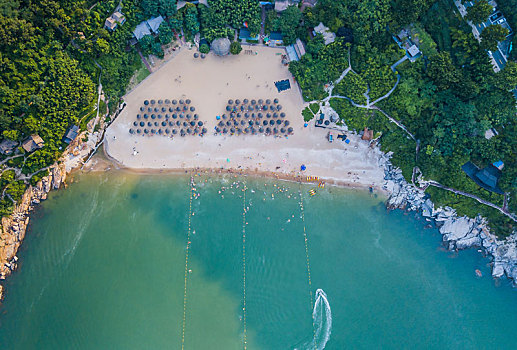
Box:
[216,98,293,136]
[129,99,208,137]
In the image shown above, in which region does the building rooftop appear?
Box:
[313,22,336,45]
[63,125,79,144]
[462,161,504,195]
[22,135,44,153]
[147,16,164,33]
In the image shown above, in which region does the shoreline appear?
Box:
[92,144,389,195]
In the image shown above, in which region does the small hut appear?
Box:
[211,38,231,56]
[22,135,44,152]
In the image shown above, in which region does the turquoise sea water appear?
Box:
[1,171,517,349]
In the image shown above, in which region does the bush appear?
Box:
[302,107,314,121]
[199,43,210,54]
[230,41,242,55]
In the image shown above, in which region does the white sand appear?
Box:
[105,46,386,189]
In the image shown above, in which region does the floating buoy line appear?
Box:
[181,175,195,350]
[241,182,248,349]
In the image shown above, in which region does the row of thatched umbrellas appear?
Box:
[129,127,208,136]
[214,126,293,135]
[137,113,199,120]
[219,112,286,119]
[141,105,196,113]
[134,120,204,128]
[226,104,282,112]
[228,98,278,105]
[143,99,191,106]
[217,119,289,127]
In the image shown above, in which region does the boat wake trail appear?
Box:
[295,289,332,350]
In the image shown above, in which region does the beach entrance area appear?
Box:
[105,46,385,188]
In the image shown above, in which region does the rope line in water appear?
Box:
[299,186,317,349]
[241,182,248,350]
[181,175,195,350]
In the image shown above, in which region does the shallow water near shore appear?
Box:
[1,171,517,349]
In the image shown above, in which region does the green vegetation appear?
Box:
[269,5,302,45]
[302,107,315,121]
[480,24,509,51]
[465,0,492,25]
[200,43,210,54]
[230,41,242,55]
[309,103,320,114]
[289,0,517,235]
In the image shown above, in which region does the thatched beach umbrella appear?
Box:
[165,99,170,104]
[140,107,145,111]
[274,98,279,104]
[198,121,203,126]
[269,120,275,126]
[202,127,207,134]
[144,100,149,105]
[223,128,228,134]
[151,99,156,104]
[154,107,159,112]
[176,121,181,126]
[169,121,174,126]
[147,122,152,127]
[230,127,236,133]
[237,113,241,118]
[172,99,177,105]
[324,120,330,126]
[169,107,174,112]
[158,129,163,134]
[258,113,263,118]
[151,114,155,119]
[280,112,286,118]
[151,129,156,134]
[288,127,293,134]
[137,129,141,134]
[158,100,163,104]
[187,128,191,134]
[266,99,271,104]
[165,114,169,119]
[259,127,264,133]
[190,121,195,126]
[266,113,271,118]
[251,99,256,105]
[194,114,199,120]
[228,99,234,105]
[266,127,271,134]
[144,114,149,119]
[263,120,268,126]
[183,105,188,111]
[258,99,263,105]
[186,99,191,104]
[281,127,286,133]
[273,113,278,118]
[176,106,181,112]
[270,105,275,111]
[201,53,206,59]
[148,107,153,112]
[273,128,278,134]
[194,53,199,58]
[129,128,134,134]
[180,129,185,136]
[165,129,170,134]
[161,107,166,112]
[226,121,231,126]
[235,99,241,105]
[248,120,254,126]
[243,98,249,104]
[284,120,290,126]
[186,114,191,120]
[218,121,224,127]
[244,113,250,118]
[277,105,282,111]
[154,122,159,126]
[182,121,188,127]
[276,119,282,125]
[251,113,256,119]
[179,99,184,104]
[133,121,138,126]
[158,114,163,119]
[255,121,260,126]
[215,126,221,132]
[226,106,231,111]
[173,129,178,134]
[179,114,184,119]
[172,114,177,119]
[190,106,195,112]
[162,121,167,126]
[222,114,227,119]
[140,121,145,127]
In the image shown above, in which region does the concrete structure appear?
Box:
[211,38,231,56]
[22,135,44,153]
[313,22,336,45]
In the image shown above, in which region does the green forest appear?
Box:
[1,0,516,235]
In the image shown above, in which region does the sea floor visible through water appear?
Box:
[1,171,517,349]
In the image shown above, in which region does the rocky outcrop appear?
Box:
[0,130,103,302]
[383,161,517,286]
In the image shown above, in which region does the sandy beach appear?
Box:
[104,45,386,189]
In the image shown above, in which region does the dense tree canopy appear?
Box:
[465,0,492,25]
